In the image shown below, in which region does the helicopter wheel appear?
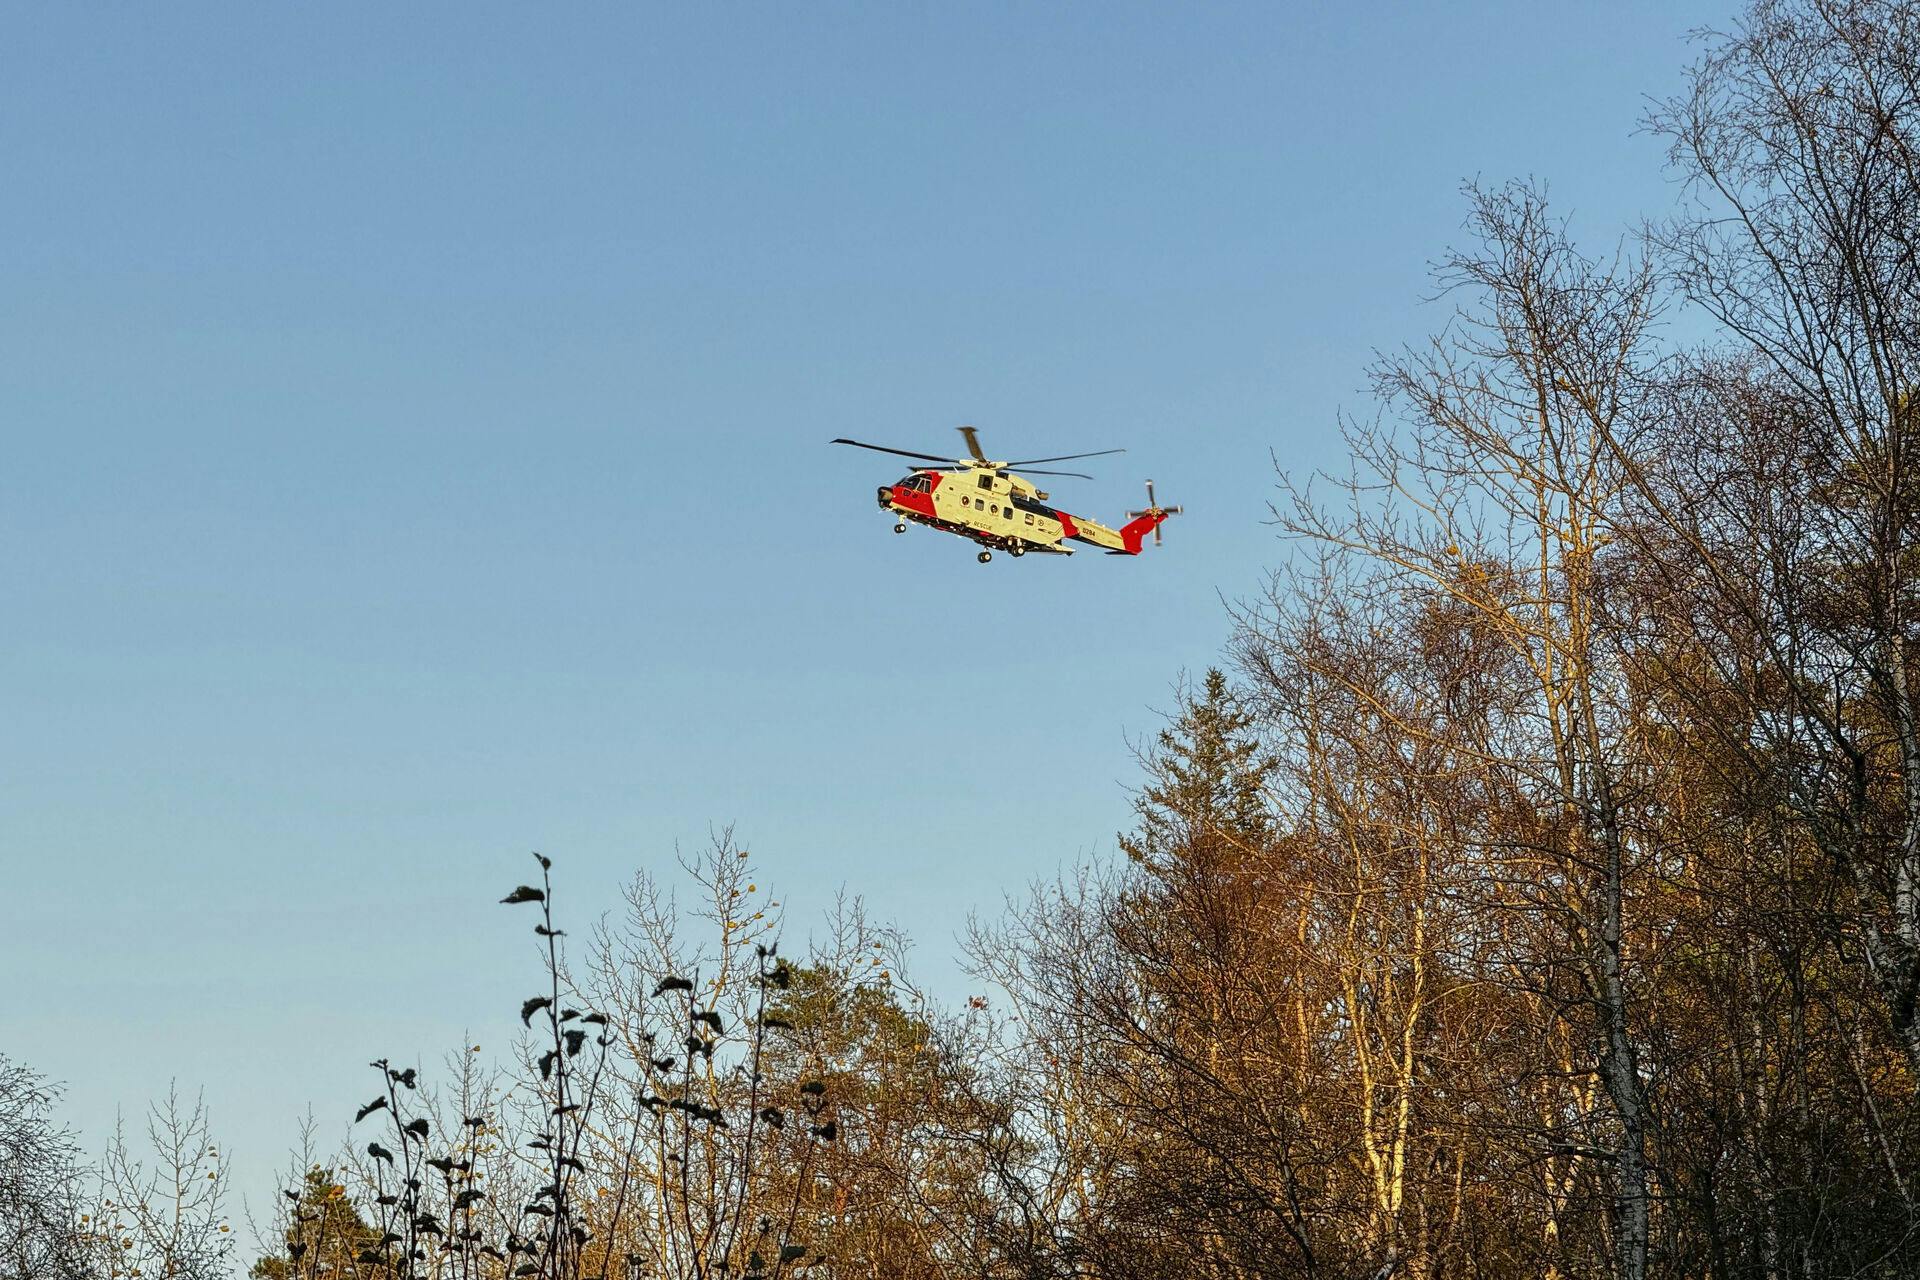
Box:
[977,551,993,564]
[893,522,907,534]
[1009,546,1025,558]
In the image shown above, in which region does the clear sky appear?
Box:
[3,0,1734,1246]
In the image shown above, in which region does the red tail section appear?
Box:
[1119,510,1169,555]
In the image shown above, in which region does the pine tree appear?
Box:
[1119,668,1270,878]
[249,1167,385,1280]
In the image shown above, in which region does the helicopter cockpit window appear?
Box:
[898,474,932,492]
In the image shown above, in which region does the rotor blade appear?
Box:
[1007,467,1093,479]
[1004,448,1126,466]
[830,438,959,465]
[958,426,988,463]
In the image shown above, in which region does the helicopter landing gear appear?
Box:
[1009,546,1025,558]
[977,550,993,564]
[893,522,907,534]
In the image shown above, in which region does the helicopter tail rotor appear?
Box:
[1125,479,1183,549]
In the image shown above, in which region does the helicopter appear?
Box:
[832,426,1180,563]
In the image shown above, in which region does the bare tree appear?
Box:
[1651,0,1920,1076]
[94,1087,234,1280]
[0,1057,99,1280]
[1259,180,1667,1280]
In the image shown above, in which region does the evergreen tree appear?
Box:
[249,1167,384,1280]
[1120,668,1271,878]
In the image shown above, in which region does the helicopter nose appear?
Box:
[877,485,894,508]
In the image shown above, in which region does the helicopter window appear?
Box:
[990,504,999,515]
[977,475,993,490]
[1025,512,1035,525]
[960,495,970,507]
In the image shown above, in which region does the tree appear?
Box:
[970,671,1349,1279]
[1651,0,1920,1079]
[2,1062,235,1280]
[0,1057,98,1280]
[249,1166,384,1280]
[251,842,871,1280]
[1258,178,1667,1280]
[95,1087,233,1280]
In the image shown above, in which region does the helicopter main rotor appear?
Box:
[830,426,1123,481]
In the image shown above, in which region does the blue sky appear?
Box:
[3,0,1733,1241]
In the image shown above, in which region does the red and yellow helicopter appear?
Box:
[832,427,1180,563]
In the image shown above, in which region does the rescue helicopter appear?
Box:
[832,426,1180,563]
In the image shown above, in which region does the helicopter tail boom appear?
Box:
[1046,505,1175,555]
